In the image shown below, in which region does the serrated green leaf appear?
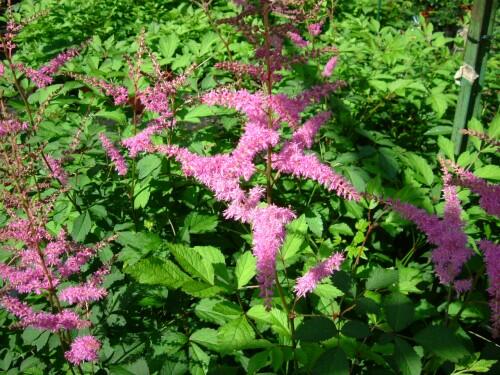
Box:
[181,280,222,297]
[394,337,422,375]
[217,315,255,352]
[414,326,469,362]
[312,348,349,375]
[159,34,179,59]
[383,292,414,331]
[169,243,215,284]
[137,154,162,179]
[124,257,191,288]
[235,252,256,288]
[184,212,218,234]
[403,153,434,185]
[366,267,398,290]
[295,317,337,342]
[474,165,500,181]
[71,211,92,242]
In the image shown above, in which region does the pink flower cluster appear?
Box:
[99,133,128,175]
[16,48,79,88]
[46,156,69,185]
[0,220,107,364]
[65,335,101,365]
[389,169,472,285]
[0,119,28,137]
[153,84,357,305]
[295,252,345,298]
[480,240,500,338]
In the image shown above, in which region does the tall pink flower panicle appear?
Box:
[446,161,500,217]
[0,119,29,137]
[65,335,101,365]
[0,296,90,332]
[72,74,128,105]
[215,61,281,82]
[308,22,323,37]
[287,31,309,48]
[322,56,338,77]
[15,48,79,88]
[480,240,500,338]
[46,156,69,185]
[59,267,108,305]
[389,169,472,285]
[295,252,345,298]
[272,112,360,201]
[250,205,296,306]
[122,125,164,158]
[99,133,128,175]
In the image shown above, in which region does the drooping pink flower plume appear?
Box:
[322,56,338,77]
[295,252,345,298]
[59,267,108,305]
[273,112,360,201]
[389,167,472,284]
[0,119,29,137]
[454,278,472,294]
[287,31,309,48]
[73,75,128,105]
[122,124,167,158]
[0,296,90,331]
[308,22,323,37]
[46,156,69,185]
[480,240,500,338]
[15,48,79,88]
[99,133,128,175]
[446,160,500,217]
[64,335,101,365]
[249,204,296,306]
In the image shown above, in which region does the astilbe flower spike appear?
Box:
[389,165,472,285]
[65,335,101,365]
[295,252,345,298]
[99,133,128,175]
[443,160,500,217]
[322,56,338,77]
[45,156,69,185]
[480,240,500,338]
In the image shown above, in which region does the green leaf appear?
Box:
[312,284,344,299]
[195,299,241,325]
[184,213,218,234]
[182,104,217,123]
[137,154,162,179]
[181,280,223,298]
[306,214,323,237]
[134,184,151,209]
[295,317,337,342]
[341,320,370,338]
[189,343,210,375]
[414,326,469,362]
[169,243,215,284]
[397,267,423,294]
[383,292,414,331]
[281,215,308,262]
[217,315,255,352]
[366,267,398,290]
[159,34,179,59]
[247,351,270,375]
[190,328,220,352]
[71,211,92,242]
[235,252,256,288]
[312,348,349,375]
[488,113,500,138]
[329,223,354,236]
[125,257,191,288]
[474,165,500,181]
[403,153,434,185]
[393,338,422,375]
[438,136,455,161]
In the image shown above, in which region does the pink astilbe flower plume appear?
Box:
[273,112,360,201]
[480,240,500,338]
[65,335,101,365]
[443,160,500,217]
[389,165,472,285]
[308,22,323,37]
[0,119,29,137]
[16,47,79,88]
[322,56,338,77]
[99,133,128,175]
[45,156,69,185]
[295,252,345,298]
[250,205,296,306]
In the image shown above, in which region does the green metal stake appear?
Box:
[451,0,497,155]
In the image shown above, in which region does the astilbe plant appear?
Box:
[0,9,110,372]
